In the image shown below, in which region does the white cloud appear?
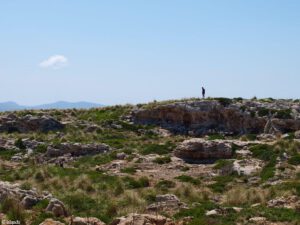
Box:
[39,55,68,69]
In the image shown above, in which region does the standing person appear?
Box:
[202,87,206,99]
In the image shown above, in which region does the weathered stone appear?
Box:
[132,101,266,136]
[21,195,39,209]
[116,152,127,160]
[267,196,300,209]
[46,143,110,158]
[295,130,300,139]
[46,198,68,217]
[72,217,105,225]
[39,219,65,225]
[110,213,170,225]
[0,114,64,133]
[233,159,263,176]
[248,217,267,224]
[132,100,300,136]
[174,139,232,163]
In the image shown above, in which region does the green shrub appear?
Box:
[123,176,150,189]
[31,212,59,225]
[214,159,233,170]
[140,142,174,155]
[214,98,233,107]
[155,180,176,190]
[15,138,26,150]
[250,144,275,161]
[35,144,48,153]
[175,175,200,185]
[153,156,171,164]
[275,109,292,119]
[207,134,225,140]
[34,171,45,182]
[64,193,97,212]
[258,108,270,117]
[260,158,276,181]
[0,149,16,160]
[33,199,50,210]
[1,198,26,225]
[244,134,257,141]
[120,167,137,174]
[209,175,235,193]
[288,154,300,165]
[20,182,32,190]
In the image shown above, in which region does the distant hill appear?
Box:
[0,101,104,112]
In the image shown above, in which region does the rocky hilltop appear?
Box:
[133,98,300,135]
[0,98,299,225]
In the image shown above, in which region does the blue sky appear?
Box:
[0,1,299,105]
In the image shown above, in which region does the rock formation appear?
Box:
[132,100,300,136]
[0,114,64,133]
[45,142,110,158]
[174,138,233,162]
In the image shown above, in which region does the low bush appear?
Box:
[155,180,176,190]
[209,175,235,193]
[140,142,174,155]
[123,176,150,189]
[288,154,300,165]
[120,167,137,174]
[153,156,171,164]
[1,198,26,225]
[175,175,200,185]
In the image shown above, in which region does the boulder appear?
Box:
[21,195,39,209]
[72,217,105,225]
[174,139,233,163]
[39,219,65,225]
[116,152,127,160]
[46,198,68,217]
[248,217,267,224]
[233,159,263,176]
[295,130,300,139]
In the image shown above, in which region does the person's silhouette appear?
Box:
[202,87,206,98]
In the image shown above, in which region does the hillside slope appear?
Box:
[0,98,299,225]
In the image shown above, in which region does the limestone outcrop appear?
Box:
[132,100,300,136]
[0,114,64,133]
[46,143,110,158]
[174,138,233,162]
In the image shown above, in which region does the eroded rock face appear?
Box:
[0,114,64,133]
[174,139,233,163]
[46,143,110,158]
[132,100,300,136]
[132,101,266,136]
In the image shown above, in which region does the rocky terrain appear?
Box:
[0,98,299,225]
